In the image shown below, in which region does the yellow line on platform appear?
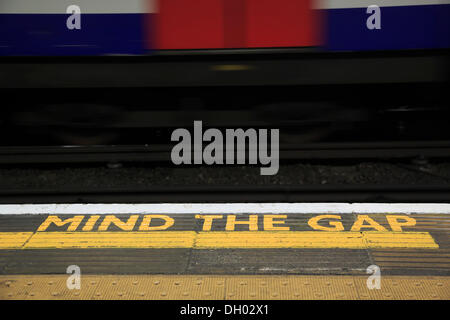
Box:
[0,231,439,249]
[0,232,33,249]
[25,231,196,249]
[195,231,438,249]
[1,275,448,300]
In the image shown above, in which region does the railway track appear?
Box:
[1,140,450,164]
[1,184,450,203]
[2,139,450,203]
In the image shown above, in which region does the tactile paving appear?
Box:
[1,275,448,300]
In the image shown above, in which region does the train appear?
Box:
[0,0,448,144]
[1,0,449,56]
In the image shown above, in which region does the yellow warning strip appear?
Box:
[363,232,439,249]
[0,231,439,249]
[25,231,196,249]
[195,231,438,249]
[0,232,33,249]
[1,275,448,300]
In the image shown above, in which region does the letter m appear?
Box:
[37,215,84,231]
[226,128,257,164]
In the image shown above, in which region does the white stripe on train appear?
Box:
[314,0,450,9]
[4,0,449,13]
[0,0,156,14]
[0,203,450,214]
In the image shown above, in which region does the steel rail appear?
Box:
[1,184,450,204]
[0,140,450,164]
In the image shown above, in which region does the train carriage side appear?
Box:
[1,0,449,54]
[0,0,448,88]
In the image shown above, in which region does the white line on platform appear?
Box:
[0,203,450,215]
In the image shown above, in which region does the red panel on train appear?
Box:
[223,0,247,48]
[157,0,224,49]
[155,0,319,49]
[246,0,318,47]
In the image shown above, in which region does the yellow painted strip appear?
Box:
[197,231,439,249]
[376,263,450,269]
[363,232,439,249]
[1,275,449,300]
[2,231,436,249]
[197,231,366,248]
[0,232,33,249]
[24,232,196,249]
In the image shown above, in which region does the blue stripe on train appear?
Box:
[326,4,450,51]
[0,13,150,56]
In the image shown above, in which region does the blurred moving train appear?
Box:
[0,0,449,55]
[0,0,449,145]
